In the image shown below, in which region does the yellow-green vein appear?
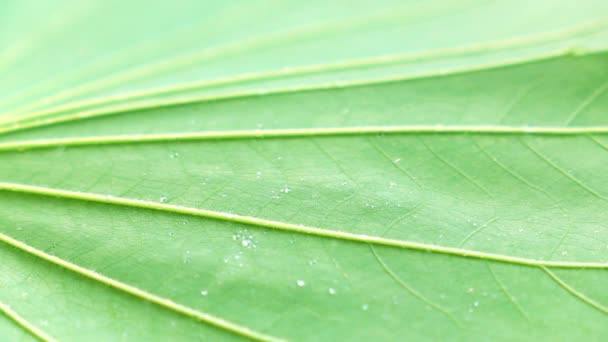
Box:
[0,181,606,269]
[0,232,282,342]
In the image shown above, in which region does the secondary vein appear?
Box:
[0,125,607,152]
[0,181,606,269]
[0,48,600,138]
[0,301,57,342]
[0,231,282,342]
[3,16,608,130]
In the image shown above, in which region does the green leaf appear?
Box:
[1,1,608,341]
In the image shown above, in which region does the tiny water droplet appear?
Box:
[280,186,291,194]
[169,152,180,159]
[362,304,369,311]
[241,240,250,247]
[159,195,168,203]
[393,158,401,163]
[474,301,479,307]
[296,280,306,287]
[200,290,208,296]
[328,288,336,295]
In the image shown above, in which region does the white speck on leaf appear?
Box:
[296,280,306,287]
[200,290,208,296]
[328,288,336,295]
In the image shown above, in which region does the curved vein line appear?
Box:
[459,218,498,247]
[0,301,57,342]
[1,125,608,152]
[368,137,422,188]
[370,246,460,326]
[3,17,608,129]
[471,138,574,260]
[0,233,281,342]
[541,267,608,315]
[565,80,608,125]
[0,181,606,269]
[0,48,597,137]
[487,265,529,321]
[522,139,608,201]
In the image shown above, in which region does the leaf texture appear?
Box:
[1,1,608,341]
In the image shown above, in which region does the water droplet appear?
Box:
[362,304,369,311]
[467,287,475,293]
[474,301,479,307]
[200,290,208,296]
[256,171,262,179]
[393,158,401,163]
[280,186,291,194]
[169,152,180,159]
[328,288,336,295]
[241,240,250,247]
[159,195,168,203]
[296,280,306,287]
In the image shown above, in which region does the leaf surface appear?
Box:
[1,1,608,341]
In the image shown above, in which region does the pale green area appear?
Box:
[0,0,607,341]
